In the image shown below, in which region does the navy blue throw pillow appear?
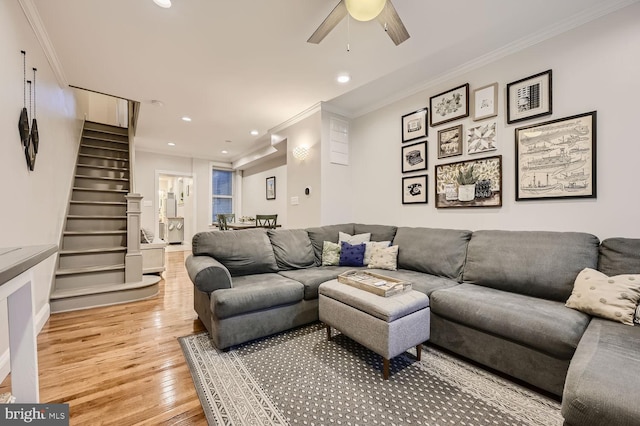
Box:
[339,241,366,267]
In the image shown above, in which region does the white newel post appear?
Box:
[125,194,143,283]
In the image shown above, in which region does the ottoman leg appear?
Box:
[383,358,390,380]
[416,344,422,361]
[326,324,332,341]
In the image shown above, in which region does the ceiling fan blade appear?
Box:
[307,0,348,44]
[376,0,410,46]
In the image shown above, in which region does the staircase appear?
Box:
[51,121,159,312]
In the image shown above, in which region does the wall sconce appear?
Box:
[293,145,309,161]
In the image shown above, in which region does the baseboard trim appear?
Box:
[0,303,51,384]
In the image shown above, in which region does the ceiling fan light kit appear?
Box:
[345,0,386,21]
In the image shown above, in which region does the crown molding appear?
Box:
[269,102,322,135]
[348,0,639,118]
[18,0,68,88]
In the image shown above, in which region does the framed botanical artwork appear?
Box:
[472,83,498,121]
[266,176,276,200]
[402,141,427,173]
[467,121,497,155]
[429,83,469,127]
[437,125,463,159]
[507,70,552,124]
[435,155,502,208]
[402,108,428,142]
[402,174,428,204]
[515,111,597,201]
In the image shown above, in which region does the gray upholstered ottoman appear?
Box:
[318,279,430,379]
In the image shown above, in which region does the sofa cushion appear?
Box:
[598,237,640,276]
[192,229,278,276]
[562,318,640,426]
[210,273,304,319]
[393,227,472,281]
[366,268,460,296]
[430,283,590,359]
[267,229,315,270]
[354,224,398,242]
[463,230,600,302]
[339,241,366,267]
[306,224,355,265]
[566,268,640,326]
[278,266,361,300]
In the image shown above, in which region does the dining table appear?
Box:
[214,222,281,230]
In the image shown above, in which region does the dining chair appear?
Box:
[255,214,278,229]
[217,213,235,230]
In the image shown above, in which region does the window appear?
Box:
[212,169,233,222]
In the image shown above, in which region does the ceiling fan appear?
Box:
[308,0,410,46]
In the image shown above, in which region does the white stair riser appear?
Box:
[69,204,126,216]
[65,218,126,232]
[62,234,126,250]
[76,166,128,180]
[50,284,158,313]
[59,251,126,270]
[55,269,125,290]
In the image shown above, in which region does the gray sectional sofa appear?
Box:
[185,223,640,426]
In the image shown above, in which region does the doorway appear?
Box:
[156,171,195,250]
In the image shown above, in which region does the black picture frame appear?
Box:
[402,174,428,204]
[402,141,427,173]
[266,176,276,200]
[429,83,469,127]
[435,155,503,208]
[437,125,463,159]
[515,111,597,201]
[507,70,552,124]
[401,108,428,142]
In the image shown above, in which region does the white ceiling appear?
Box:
[31,0,635,162]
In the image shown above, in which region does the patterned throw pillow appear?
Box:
[321,241,341,266]
[368,245,399,271]
[363,241,391,265]
[338,232,371,245]
[141,227,154,244]
[635,303,640,325]
[339,241,366,267]
[566,268,640,326]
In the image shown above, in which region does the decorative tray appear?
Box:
[337,270,412,297]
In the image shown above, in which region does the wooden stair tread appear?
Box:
[59,247,127,255]
[81,144,128,153]
[82,135,128,145]
[84,121,128,136]
[66,215,127,219]
[73,187,128,193]
[69,200,127,205]
[63,230,126,235]
[79,153,129,162]
[74,174,129,182]
[56,263,125,276]
[50,275,160,300]
[77,164,129,172]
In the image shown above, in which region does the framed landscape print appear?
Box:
[402,174,428,204]
[467,121,497,154]
[429,84,469,127]
[515,111,596,201]
[266,176,276,200]
[402,141,427,173]
[402,108,428,142]
[472,83,498,121]
[437,125,463,159]
[507,70,552,124]
[435,156,502,208]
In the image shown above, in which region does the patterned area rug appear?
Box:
[179,324,562,425]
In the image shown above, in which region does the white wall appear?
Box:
[348,3,640,240]
[0,0,80,381]
[242,156,288,226]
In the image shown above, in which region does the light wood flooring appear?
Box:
[0,251,207,425]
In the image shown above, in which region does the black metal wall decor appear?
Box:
[18,50,39,171]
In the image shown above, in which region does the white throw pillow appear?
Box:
[339,232,371,245]
[368,245,399,271]
[566,268,640,326]
[363,241,391,266]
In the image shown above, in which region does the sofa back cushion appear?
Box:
[598,238,640,276]
[191,229,278,276]
[463,230,600,301]
[354,224,398,242]
[306,224,355,265]
[267,229,316,270]
[393,227,472,281]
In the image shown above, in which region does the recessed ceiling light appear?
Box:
[250,130,259,136]
[221,150,228,154]
[337,74,351,84]
[182,116,192,122]
[167,142,175,146]
[153,0,172,8]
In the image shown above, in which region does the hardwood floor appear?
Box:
[0,251,207,425]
